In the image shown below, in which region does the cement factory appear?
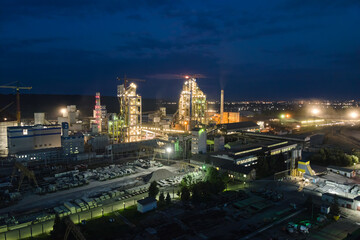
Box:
[2,76,360,239]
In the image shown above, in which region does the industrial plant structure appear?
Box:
[178,76,207,129]
[109,82,142,143]
[93,92,102,133]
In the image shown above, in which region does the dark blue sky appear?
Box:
[1,0,359,100]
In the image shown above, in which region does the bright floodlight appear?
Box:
[350,111,358,119]
[311,108,320,115]
[166,147,172,153]
[60,108,67,114]
[185,75,189,79]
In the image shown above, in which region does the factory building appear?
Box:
[87,134,110,152]
[61,122,84,156]
[178,77,207,128]
[109,83,142,143]
[211,112,240,124]
[58,105,82,132]
[0,121,17,157]
[219,121,260,133]
[15,147,62,162]
[191,128,207,154]
[210,140,301,180]
[7,125,61,155]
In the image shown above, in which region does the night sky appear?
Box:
[1,0,359,100]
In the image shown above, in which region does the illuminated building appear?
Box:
[61,122,84,156]
[109,83,142,143]
[178,76,207,128]
[191,128,207,154]
[93,92,102,132]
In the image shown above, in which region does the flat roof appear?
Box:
[219,121,259,131]
[327,165,354,173]
[138,197,157,205]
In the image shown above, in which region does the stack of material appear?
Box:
[143,169,175,183]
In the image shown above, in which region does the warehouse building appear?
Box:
[327,166,356,178]
[7,125,61,155]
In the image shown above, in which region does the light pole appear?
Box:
[166,147,172,165]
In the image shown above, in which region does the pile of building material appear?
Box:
[143,169,175,183]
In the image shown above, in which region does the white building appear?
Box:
[137,197,157,213]
[0,121,17,157]
[191,127,207,154]
[58,105,80,129]
[7,125,61,155]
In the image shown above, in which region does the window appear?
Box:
[23,129,28,135]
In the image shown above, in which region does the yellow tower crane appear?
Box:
[0,83,32,126]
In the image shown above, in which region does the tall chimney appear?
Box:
[220,89,224,124]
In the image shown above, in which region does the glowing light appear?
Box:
[311,108,320,115]
[166,147,172,153]
[285,114,290,118]
[60,108,67,114]
[280,114,285,119]
[350,111,358,119]
[185,75,189,79]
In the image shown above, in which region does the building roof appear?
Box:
[219,121,259,131]
[327,165,354,173]
[210,156,254,174]
[138,197,157,205]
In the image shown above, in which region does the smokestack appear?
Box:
[220,89,224,124]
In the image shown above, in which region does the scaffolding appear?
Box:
[178,77,207,127]
[109,83,142,143]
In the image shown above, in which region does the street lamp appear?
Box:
[166,147,172,165]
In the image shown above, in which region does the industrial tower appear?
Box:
[94,92,102,132]
[178,76,207,128]
[110,82,142,142]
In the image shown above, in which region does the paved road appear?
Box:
[0,166,177,215]
[240,208,306,240]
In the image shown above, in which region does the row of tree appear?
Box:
[179,167,229,203]
[148,181,171,206]
[310,148,359,166]
[256,153,287,178]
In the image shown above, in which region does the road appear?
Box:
[241,208,306,240]
[0,166,178,215]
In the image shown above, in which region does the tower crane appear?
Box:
[11,162,38,191]
[0,82,32,125]
[116,74,145,89]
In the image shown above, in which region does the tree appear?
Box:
[159,192,165,206]
[51,214,67,240]
[148,181,159,198]
[180,186,190,202]
[166,192,171,205]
